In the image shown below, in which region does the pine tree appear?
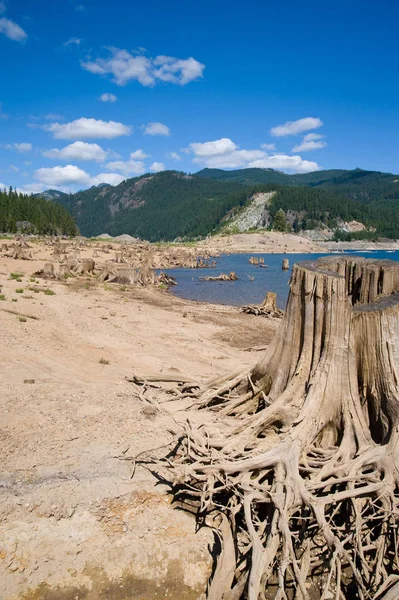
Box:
[272,208,288,232]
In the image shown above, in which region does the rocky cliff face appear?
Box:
[222,191,275,232]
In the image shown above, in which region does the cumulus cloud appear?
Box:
[44,117,132,139]
[18,183,49,195]
[81,48,205,86]
[142,122,170,136]
[168,152,181,161]
[260,143,276,151]
[189,137,320,173]
[130,148,151,160]
[271,117,323,137]
[105,158,146,177]
[99,92,117,103]
[248,155,320,173]
[130,149,149,160]
[63,37,81,48]
[43,141,109,162]
[292,136,327,153]
[302,133,323,142]
[150,162,165,172]
[4,142,32,152]
[189,138,238,157]
[33,164,125,190]
[0,13,27,41]
[34,165,92,187]
[91,172,125,186]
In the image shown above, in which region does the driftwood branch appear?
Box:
[0,308,39,320]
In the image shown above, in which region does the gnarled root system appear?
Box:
[160,257,399,600]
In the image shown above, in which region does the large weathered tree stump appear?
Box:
[161,257,399,600]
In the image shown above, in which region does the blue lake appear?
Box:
[167,250,399,309]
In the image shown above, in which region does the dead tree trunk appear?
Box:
[162,257,399,600]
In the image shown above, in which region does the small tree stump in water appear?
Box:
[241,291,283,317]
[201,271,238,282]
[282,257,289,270]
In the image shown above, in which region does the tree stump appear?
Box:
[79,259,95,274]
[161,257,399,600]
[241,291,283,318]
[33,263,55,279]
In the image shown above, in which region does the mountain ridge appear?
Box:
[33,167,399,241]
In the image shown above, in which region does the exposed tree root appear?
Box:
[155,257,399,599]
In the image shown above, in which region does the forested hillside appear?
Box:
[267,187,399,238]
[196,167,350,186]
[196,167,399,201]
[33,168,399,241]
[0,187,78,235]
[57,171,274,241]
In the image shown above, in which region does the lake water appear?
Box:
[166,250,399,309]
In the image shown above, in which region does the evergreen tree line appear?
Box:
[0,187,78,236]
[49,170,399,241]
[268,187,399,239]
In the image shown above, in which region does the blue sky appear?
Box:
[0,0,398,193]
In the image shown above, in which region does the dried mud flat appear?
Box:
[0,243,279,600]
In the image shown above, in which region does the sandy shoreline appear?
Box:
[0,242,279,599]
[1,232,398,599]
[95,231,399,255]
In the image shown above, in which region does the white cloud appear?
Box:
[18,183,49,195]
[91,172,125,186]
[189,138,238,157]
[302,133,323,142]
[189,137,320,173]
[9,165,19,172]
[63,37,81,48]
[99,92,117,103]
[248,155,320,173]
[43,141,109,162]
[260,143,276,151]
[105,159,146,176]
[44,117,132,139]
[81,48,205,87]
[292,139,327,152]
[271,117,323,137]
[130,149,149,160]
[150,162,165,173]
[142,122,170,136]
[168,152,181,161]
[33,164,125,190]
[153,55,205,85]
[4,142,32,153]
[0,16,27,41]
[34,165,92,187]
